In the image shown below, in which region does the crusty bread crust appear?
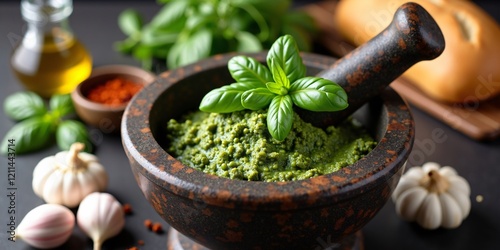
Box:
[335,0,500,103]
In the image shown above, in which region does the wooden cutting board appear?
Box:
[302,1,500,141]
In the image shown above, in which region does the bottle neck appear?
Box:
[21,0,75,50]
[21,0,73,23]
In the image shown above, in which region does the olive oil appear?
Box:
[11,0,92,98]
[11,32,92,98]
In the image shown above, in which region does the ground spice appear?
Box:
[126,240,145,249]
[151,222,163,233]
[86,77,143,106]
[144,219,153,230]
[123,203,133,215]
[144,219,163,234]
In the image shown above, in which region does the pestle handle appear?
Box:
[301,2,445,127]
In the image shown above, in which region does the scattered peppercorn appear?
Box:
[86,77,143,106]
[144,219,153,230]
[152,222,163,233]
[137,240,145,246]
[123,203,133,215]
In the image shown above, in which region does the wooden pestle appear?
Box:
[298,2,445,127]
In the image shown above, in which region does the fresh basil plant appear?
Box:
[116,0,317,70]
[1,92,92,155]
[200,35,348,141]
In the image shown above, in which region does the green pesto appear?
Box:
[166,110,376,182]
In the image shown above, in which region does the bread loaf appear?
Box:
[335,0,500,103]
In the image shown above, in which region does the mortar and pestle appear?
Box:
[121,3,445,249]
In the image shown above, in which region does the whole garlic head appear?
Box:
[77,192,125,250]
[16,204,75,249]
[392,162,471,229]
[32,142,108,208]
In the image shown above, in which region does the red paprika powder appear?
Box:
[86,77,143,106]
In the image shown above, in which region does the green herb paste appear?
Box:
[166,110,376,182]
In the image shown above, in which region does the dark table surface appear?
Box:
[1,1,499,249]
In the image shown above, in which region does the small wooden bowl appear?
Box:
[71,65,155,133]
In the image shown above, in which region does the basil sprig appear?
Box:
[1,92,92,155]
[3,91,47,121]
[200,35,348,141]
[1,116,55,155]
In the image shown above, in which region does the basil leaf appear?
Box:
[266,34,306,83]
[168,28,212,68]
[0,116,54,155]
[228,56,272,86]
[49,94,75,118]
[118,9,143,37]
[114,38,138,54]
[4,91,46,121]
[132,44,154,60]
[290,77,348,111]
[270,58,290,88]
[141,26,179,46]
[266,82,285,95]
[267,95,293,141]
[241,88,275,110]
[150,1,189,29]
[199,83,251,113]
[235,31,262,52]
[56,120,93,153]
[185,12,214,31]
[132,45,155,70]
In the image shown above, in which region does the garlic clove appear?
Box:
[447,175,471,218]
[76,171,98,197]
[16,204,75,249]
[62,171,84,207]
[32,156,57,197]
[391,177,419,202]
[41,171,65,205]
[438,166,458,177]
[86,162,108,190]
[438,192,463,229]
[77,192,125,250]
[77,151,100,163]
[416,193,442,229]
[395,186,427,221]
[447,185,471,219]
[448,175,471,195]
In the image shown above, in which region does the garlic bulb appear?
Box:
[392,162,471,229]
[77,192,125,250]
[16,204,75,249]
[32,142,108,208]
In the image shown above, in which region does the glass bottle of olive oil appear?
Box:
[11,0,92,98]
